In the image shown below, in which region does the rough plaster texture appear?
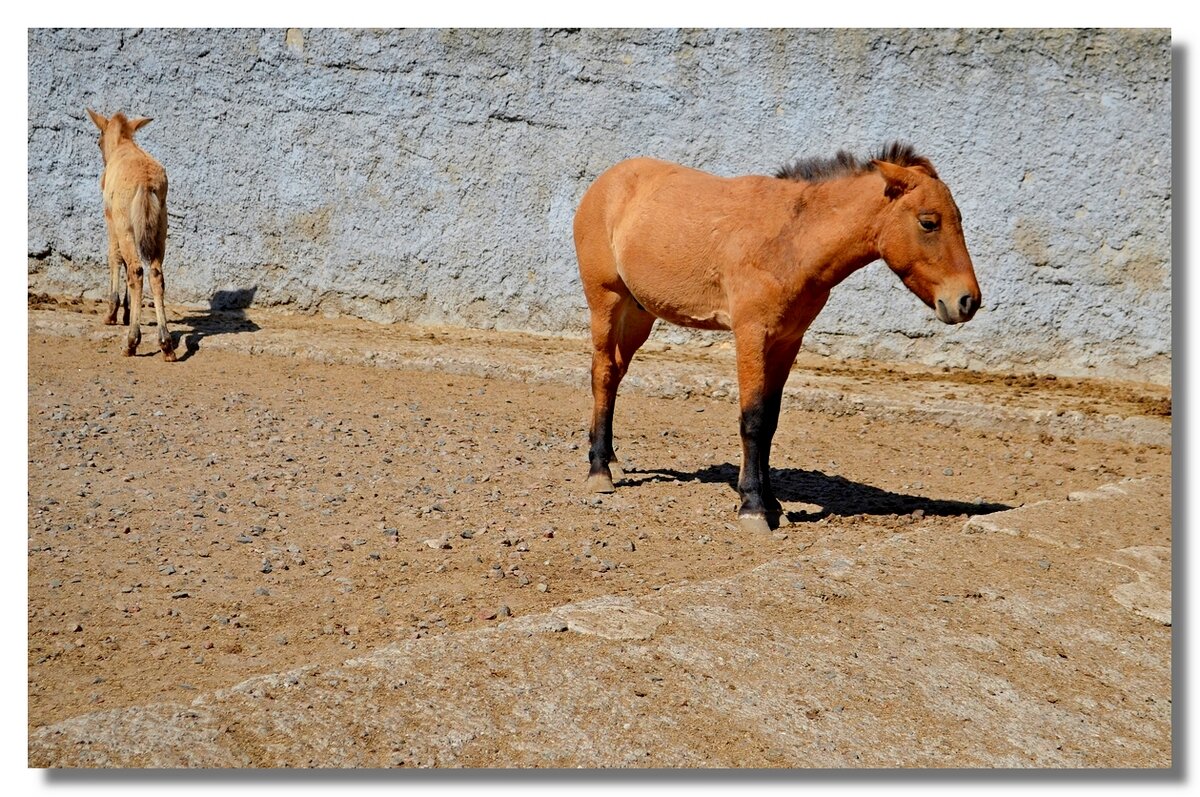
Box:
[27,28,1171,383]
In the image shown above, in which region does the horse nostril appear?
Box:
[959,294,976,317]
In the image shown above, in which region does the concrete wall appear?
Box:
[28,28,1171,384]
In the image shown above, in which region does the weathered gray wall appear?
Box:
[27,28,1171,384]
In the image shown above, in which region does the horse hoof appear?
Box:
[738,513,772,534]
[103,317,118,326]
[587,473,615,493]
[162,349,177,362]
[609,463,624,481]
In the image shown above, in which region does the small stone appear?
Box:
[943,467,955,476]
[537,583,548,593]
[497,605,512,618]
[424,537,450,550]
[170,591,190,599]
[261,560,273,574]
[254,587,270,596]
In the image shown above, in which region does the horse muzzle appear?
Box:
[935,292,980,324]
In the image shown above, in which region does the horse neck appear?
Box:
[102,135,138,164]
[792,172,889,288]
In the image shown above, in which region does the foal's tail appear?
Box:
[130,185,166,264]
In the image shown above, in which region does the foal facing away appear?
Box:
[86,109,176,361]
[574,143,982,532]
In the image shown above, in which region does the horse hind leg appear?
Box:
[586,292,655,493]
[148,257,176,361]
[116,231,144,356]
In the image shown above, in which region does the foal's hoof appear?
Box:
[586,473,616,494]
[738,513,773,534]
[161,348,177,362]
[103,316,119,326]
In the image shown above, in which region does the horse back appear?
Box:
[576,158,797,330]
[102,143,168,261]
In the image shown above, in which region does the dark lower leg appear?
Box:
[586,356,619,492]
[737,397,770,518]
[758,388,784,514]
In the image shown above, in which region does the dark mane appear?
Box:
[775,142,939,182]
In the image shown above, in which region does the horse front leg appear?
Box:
[734,329,774,533]
[103,228,123,326]
[757,339,803,517]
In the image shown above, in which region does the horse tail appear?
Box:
[130,184,165,265]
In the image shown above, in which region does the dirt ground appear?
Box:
[26,298,1172,767]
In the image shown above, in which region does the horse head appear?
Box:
[873,159,981,325]
[86,109,153,165]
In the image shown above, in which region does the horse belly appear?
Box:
[615,255,730,330]
[612,216,731,330]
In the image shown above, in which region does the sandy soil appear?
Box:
[26,298,1172,766]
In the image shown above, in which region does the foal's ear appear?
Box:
[873,160,921,198]
[129,117,153,133]
[86,108,108,131]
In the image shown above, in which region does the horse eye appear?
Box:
[919,218,939,232]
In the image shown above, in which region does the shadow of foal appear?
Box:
[622,462,1012,524]
[173,288,261,361]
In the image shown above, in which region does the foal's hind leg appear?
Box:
[117,232,144,356]
[586,293,656,493]
[148,257,176,361]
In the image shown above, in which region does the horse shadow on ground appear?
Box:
[172,288,261,361]
[621,462,1012,523]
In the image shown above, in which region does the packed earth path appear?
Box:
[27,298,1171,767]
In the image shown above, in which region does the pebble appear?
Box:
[943,467,955,476]
[170,591,190,599]
[424,537,451,550]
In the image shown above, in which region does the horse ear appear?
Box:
[129,117,153,133]
[86,108,108,131]
[873,160,920,198]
